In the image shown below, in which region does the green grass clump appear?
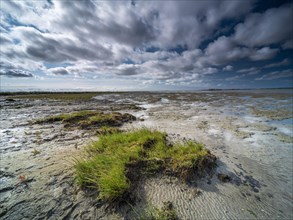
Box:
[34,110,136,129]
[35,110,97,123]
[75,129,213,201]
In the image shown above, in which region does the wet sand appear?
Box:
[0,90,292,219]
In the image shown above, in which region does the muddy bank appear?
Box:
[1,90,292,219]
[0,98,135,219]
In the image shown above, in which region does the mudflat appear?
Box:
[0,90,292,219]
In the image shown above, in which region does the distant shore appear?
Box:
[1,87,292,95]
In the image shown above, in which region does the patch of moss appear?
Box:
[127,104,145,110]
[34,110,136,130]
[234,130,254,139]
[251,123,275,132]
[115,104,145,111]
[276,133,293,143]
[154,202,178,220]
[75,129,216,201]
[251,107,292,120]
[31,148,41,156]
[138,201,178,220]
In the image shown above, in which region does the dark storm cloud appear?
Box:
[0,69,33,77]
[0,62,33,77]
[48,67,69,75]
[11,27,113,63]
[116,65,141,76]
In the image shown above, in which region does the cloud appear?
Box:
[237,67,258,73]
[234,58,292,79]
[56,1,158,47]
[1,0,255,64]
[0,69,33,78]
[234,4,293,47]
[0,34,13,45]
[249,47,279,61]
[0,62,34,77]
[223,65,233,71]
[226,67,260,81]
[264,59,290,68]
[282,39,293,49]
[255,69,293,80]
[237,67,262,76]
[0,0,292,89]
[115,64,141,76]
[226,74,245,81]
[10,26,113,63]
[48,67,70,75]
[203,36,279,65]
[202,36,249,65]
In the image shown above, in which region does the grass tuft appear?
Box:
[75,128,215,201]
[96,126,121,135]
[34,110,136,130]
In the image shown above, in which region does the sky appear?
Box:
[0,0,293,91]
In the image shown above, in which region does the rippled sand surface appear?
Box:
[0,90,292,219]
